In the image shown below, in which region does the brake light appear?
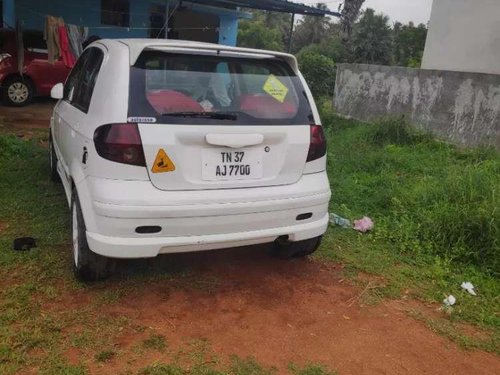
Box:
[306,125,327,162]
[93,123,146,166]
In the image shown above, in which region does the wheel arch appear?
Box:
[70,161,98,233]
[2,73,37,95]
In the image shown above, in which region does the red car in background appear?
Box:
[0,28,70,106]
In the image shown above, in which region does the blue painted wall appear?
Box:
[16,0,161,38]
[12,0,242,45]
[3,0,15,28]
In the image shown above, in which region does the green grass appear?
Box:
[323,114,498,273]
[94,349,116,362]
[289,363,338,375]
[317,107,499,351]
[139,357,336,375]
[143,334,167,352]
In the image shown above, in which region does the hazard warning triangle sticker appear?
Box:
[151,149,176,173]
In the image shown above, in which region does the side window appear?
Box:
[64,49,91,102]
[72,48,104,112]
[23,30,47,52]
[64,48,104,113]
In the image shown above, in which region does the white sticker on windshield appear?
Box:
[127,117,157,123]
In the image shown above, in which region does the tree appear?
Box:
[291,3,333,53]
[297,51,336,99]
[393,22,427,67]
[351,8,393,65]
[237,18,284,51]
[260,10,293,48]
[296,21,354,63]
[340,0,366,34]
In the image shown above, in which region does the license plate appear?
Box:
[202,148,263,181]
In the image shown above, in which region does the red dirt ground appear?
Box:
[44,246,500,375]
[0,99,54,130]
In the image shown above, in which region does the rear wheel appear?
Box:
[273,236,323,259]
[3,76,33,106]
[72,189,111,282]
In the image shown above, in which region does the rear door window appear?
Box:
[64,49,90,102]
[129,51,313,125]
[64,47,104,113]
[73,48,104,112]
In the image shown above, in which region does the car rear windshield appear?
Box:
[128,50,314,125]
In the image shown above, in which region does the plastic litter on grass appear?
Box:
[443,295,456,306]
[353,216,374,233]
[330,213,352,228]
[329,213,375,233]
[461,281,477,296]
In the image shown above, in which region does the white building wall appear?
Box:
[422,0,500,75]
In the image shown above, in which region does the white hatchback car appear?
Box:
[49,39,331,281]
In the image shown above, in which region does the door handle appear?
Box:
[205,134,264,148]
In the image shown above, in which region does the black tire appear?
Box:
[273,236,323,259]
[2,76,34,106]
[49,132,60,182]
[71,188,111,282]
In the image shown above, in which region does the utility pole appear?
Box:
[287,13,295,53]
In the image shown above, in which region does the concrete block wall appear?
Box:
[334,63,500,148]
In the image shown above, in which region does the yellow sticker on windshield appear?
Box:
[152,149,176,173]
[263,75,289,103]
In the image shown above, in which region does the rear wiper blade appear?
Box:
[161,111,238,120]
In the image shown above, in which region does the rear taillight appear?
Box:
[94,123,146,166]
[306,125,327,162]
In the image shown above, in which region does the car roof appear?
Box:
[96,38,298,71]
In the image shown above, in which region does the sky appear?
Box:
[300,0,433,25]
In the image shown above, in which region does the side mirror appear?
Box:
[50,83,64,100]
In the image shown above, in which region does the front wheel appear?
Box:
[72,189,111,281]
[273,236,323,259]
[3,77,33,106]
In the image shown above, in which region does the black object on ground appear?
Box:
[13,237,37,251]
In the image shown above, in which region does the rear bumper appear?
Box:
[86,213,329,258]
[77,173,331,258]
